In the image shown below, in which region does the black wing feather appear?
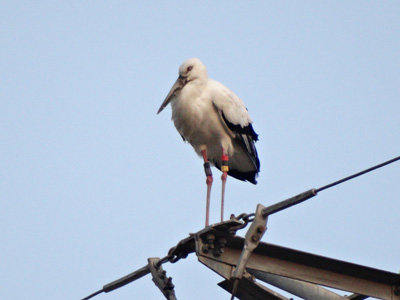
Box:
[220,112,260,183]
[221,112,258,141]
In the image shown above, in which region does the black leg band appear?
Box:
[203,162,212,177]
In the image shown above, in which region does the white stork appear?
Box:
[157,58,260,226]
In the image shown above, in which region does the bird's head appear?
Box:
[157,58,208,114]
[178,58,208,83]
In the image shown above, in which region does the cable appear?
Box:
[316,155,400,193]
[258,155,400,218]
[81,289,103,300]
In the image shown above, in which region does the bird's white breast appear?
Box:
[170,81,234,158]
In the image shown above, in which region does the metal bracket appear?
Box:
[230,204,268,299]
[148,257,176,300]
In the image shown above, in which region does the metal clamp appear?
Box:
[148,257,177,300]
[230,204,268,299]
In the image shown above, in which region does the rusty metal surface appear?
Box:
[196,234,400,299]
[209,234,400,287]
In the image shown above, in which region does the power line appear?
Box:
[82,290,102,300]
[316,155,400,193]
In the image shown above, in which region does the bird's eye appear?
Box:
[187,66,193,72]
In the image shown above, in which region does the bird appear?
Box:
[157,58,260,226]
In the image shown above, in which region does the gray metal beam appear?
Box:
[198,256,289,300]
[249,269,346,300]
[195,234,400,300]
[218,278,289,300]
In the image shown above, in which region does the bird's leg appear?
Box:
[220,148,229,222]
[202,149,213,227]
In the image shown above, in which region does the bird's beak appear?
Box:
[157,76,186,114]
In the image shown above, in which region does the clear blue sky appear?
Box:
[1,1,399,299]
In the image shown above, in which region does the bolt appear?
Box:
[206,234,215,249]
[213,248,222,257]
[207,234,215,243]
[165,277,174,290]
[218,237,227,246]
[252,235,259,242]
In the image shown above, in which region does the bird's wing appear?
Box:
[209,80,253,127]
[209,79,260,173]
[209,79,258,141]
